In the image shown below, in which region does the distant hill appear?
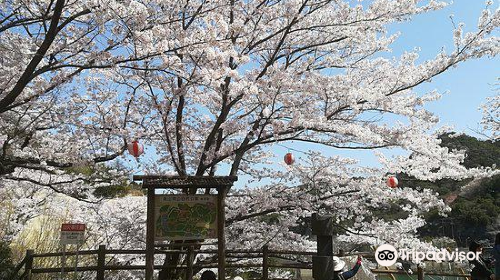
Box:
[403,133,500,247]
[291,134,499,248]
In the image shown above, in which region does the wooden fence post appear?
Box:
[417,265,424,280]
[262,245,269,280]
[217,186,227,280]
[25,250,34,280]
[97,245,106,280]
[145,186,155,280]
[186,246,194,280]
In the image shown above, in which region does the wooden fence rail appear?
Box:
[10,246,471,280]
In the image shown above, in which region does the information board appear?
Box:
[60,223,86,245]
[154,195,217,240]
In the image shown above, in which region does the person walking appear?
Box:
[469,240,495,280]
[493,233,500,280]
[333,255,362,280]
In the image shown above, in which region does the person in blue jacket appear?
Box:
[333,255,362,280]
[494,233,500,280]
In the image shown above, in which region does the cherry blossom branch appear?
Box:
[0,0,66,112]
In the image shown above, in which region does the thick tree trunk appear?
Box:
[159,241,202,280]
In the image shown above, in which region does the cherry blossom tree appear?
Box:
[0,0,156,176]
[1,0,499,279]
[479,94,499,140]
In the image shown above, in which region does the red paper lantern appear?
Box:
[386,176,398,188]
[127,140,144,158]
[284,152,294,165]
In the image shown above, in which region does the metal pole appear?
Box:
[61,244,67,280]
[146,186,155,280]
[74,245,80,280]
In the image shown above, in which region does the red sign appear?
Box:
[61,224,86,232]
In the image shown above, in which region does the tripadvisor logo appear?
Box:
[375,244,399,266]
[375,244,482,266]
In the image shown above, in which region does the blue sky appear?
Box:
[390,0,499,134]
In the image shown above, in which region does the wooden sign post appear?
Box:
[133,175,237,280]
[146,186,155,280]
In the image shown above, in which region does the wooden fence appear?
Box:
[10,246,472,280]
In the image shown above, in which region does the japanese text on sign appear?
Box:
[60,223,86,245]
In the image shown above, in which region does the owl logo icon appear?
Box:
[375,244,398,267]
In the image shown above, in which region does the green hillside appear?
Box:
[408,133,500,246]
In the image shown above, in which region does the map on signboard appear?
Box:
[154,195,217,240]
